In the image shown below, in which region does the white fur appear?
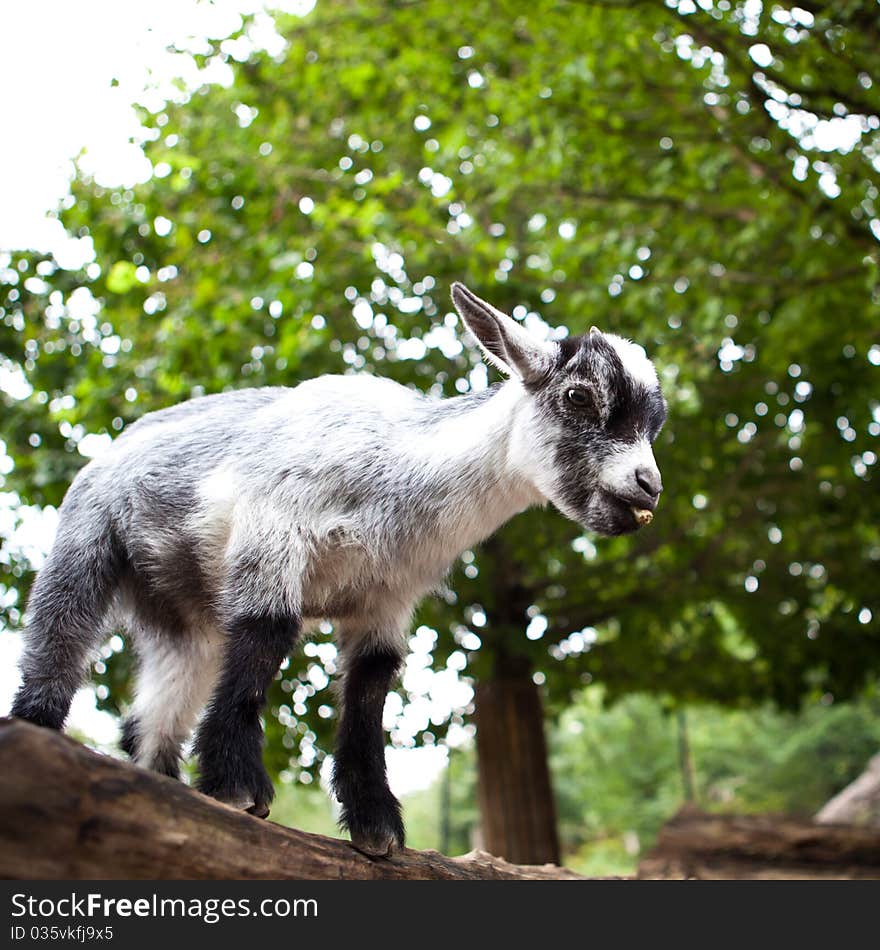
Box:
[606,334,658,389]
[129,624,223,768]
[599,437,659,499]
[188,376,548,652]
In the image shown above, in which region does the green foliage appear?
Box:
[551,690,683,851]
[260,748,477,855]
[687,691,880,815]
[398,747,479,854]
[1,1,878,785]
[260,780,339,839]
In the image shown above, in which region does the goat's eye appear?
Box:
[566,388,591,409]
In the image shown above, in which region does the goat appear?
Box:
[11,283,666,856]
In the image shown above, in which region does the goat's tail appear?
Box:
[10,494,124,730]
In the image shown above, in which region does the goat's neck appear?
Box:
[419,381,546,550]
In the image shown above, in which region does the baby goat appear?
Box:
[11,283,666,856]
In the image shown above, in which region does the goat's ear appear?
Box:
[450,282,556,384]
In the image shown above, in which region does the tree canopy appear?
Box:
[1,0,878,782]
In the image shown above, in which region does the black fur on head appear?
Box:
[539,331,667,535]
[451,284,667,537]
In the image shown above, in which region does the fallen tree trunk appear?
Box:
[0,718,585,880]
[639,806,880,879]
[815,752,880,828]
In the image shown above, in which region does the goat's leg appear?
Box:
[121,625,222,779]
[193,611,300,817]
[12,522,122,729]
[332,641,405,857]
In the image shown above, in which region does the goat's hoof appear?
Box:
[339,788,404,857]
[197,764,275,819]
[212,794,270,819]
[350,829,402,858]
[216,794,255,811]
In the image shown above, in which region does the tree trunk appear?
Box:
[474,668,561,866]
[815,752,880,828]
[0,718,588,880]
[676,709,697,804]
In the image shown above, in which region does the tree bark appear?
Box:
[0,718,584,881]
[639,806,880,880]
[815,753,880,828]
[10,719,879,880]
[474,671,561,866]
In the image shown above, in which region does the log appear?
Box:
[639,806,880,880]
[0,718,586,880]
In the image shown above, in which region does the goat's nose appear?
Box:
[635,465,663,502]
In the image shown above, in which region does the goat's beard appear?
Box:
[575,489,645,537]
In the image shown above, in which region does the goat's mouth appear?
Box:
[566,488,659,537]
[587,490,657,536]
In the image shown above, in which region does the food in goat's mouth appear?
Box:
[632,508,653,526]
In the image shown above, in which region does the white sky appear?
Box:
[0,0,309,253]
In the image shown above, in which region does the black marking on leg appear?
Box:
[120,716,139,758]
[120,716,181,779]
[332,644,405,856]
[10,687,69,730]
[194,612,300,817]
[150,741,183,781]
[12,517,125,732]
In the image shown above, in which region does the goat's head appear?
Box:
[451,282,667,536]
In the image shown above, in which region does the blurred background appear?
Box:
[0,0,878,876]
